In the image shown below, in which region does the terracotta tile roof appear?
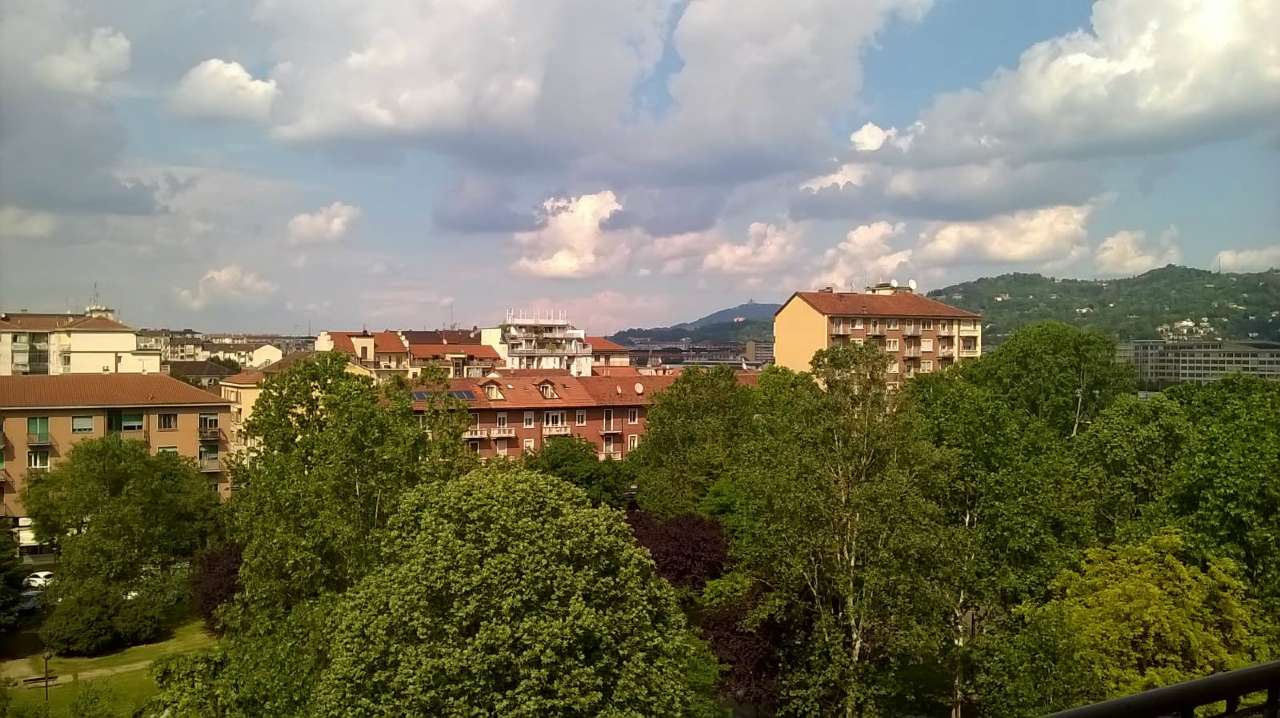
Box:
[0,374,229,410]
[591,366,641,377]
[409,343,500,361]
[0,312,134,332]
[491,368,571,377]
[787,291,980,319]
[322,331,405,355]
[586,336,628,352]
[410,372,755,411]
[166,360,236,378]
[222,370,265,386]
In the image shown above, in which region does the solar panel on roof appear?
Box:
[411,391,431,400]
[450,390,476,400]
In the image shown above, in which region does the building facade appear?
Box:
[774,284,982,385]
[480,310,594,377]
[587,336,631,369]
[0,374,231,560]
[0,307,161,376]
[316,330,411,382]
[1118,339,1280,387]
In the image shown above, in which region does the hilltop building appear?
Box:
[1118,339,1280,387]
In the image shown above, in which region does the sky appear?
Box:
[0,0,1277,334]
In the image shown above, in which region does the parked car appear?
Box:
[23,571,53,589]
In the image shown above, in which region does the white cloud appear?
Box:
[519,290,672,335]
[863,0,1280,166]
[800,163,872,192]
[0,206,57,239]
[916,204,1094,266]
[512,191,636,278]
[702,222,803,275]
[172,59,280,122]
[1094,227,1181,275]
[287,202,362,245]
[176,265,277,310]
[33,26,130,95]
[850,123,894,152]
[1214,246,1280,273]
[813,222,913,289]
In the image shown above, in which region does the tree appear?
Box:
[310,466,722,716]
[0,530,26,633]
[962,321,1135,437]
[525,436,631,507]
[192,543,242,633]
[207,356,241,372]
[627,510,727,591]
[630,366,754,517]
[978,532,1270,716]
[21,435,218,654]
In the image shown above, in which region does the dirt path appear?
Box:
[3,658,155,687]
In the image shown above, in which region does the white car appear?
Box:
[23,571,54,589]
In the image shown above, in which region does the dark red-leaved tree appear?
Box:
[191,543,242,633]
[626,510,727,589]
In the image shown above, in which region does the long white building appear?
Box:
[0,306,161,376]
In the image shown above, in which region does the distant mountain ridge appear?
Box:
[674,301,782,329]
[928,265,1280,343]
[611,301,780,344]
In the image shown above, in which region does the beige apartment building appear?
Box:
[0,306,161,376]
[0,374,231,559]
[774,283,982,386]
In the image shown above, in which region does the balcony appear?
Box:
[903,347,922,358]
[27,432,51,446]
[542,425,571,437]
[598,451,622,461]
[959,348,980,357]
[490,427,516,438]
[199,457,221,472]
[936,346,955,357]
[830,324,854,336]
[198,427,221,442]
[866,326,886,336]
[958,324,981,336]
[462,428,488,440]
[508,346,593,357]
[902,325,921,336]
[1046,659,1280,718]
[599,424,622,435]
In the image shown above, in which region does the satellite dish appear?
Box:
[908,279,918,291]
[634,382,645,395]
[890,279,899,288]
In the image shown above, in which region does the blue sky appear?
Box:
[1,0,1277,333]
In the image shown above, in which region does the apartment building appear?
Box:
[774,283,982,385]
[202,342,283,369]
[408,343,501,378]
[0,307,161,376]
[417,373,757,461]
[744,340,775,367]
[1118,339,1280,387]
[587,336,631,369]
[480,310,594,377]
[138,329,204,362]
[0,374,231,558]
[316,330,411,382]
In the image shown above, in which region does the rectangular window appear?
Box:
[495,438,508,457]
[27,450,49,469]
[157,446,178,455]
[467,440,480,453]
[886,338,899,351]
[627,408,639,424]
[72,416,94,434]
[922,360,933,372]
[158,413,178,431]
[888,318,899,329]
[470,412,480,428]
[544,411,564,427]
[27,416,49,439]
[888,361,899,374]
[523,438,536,453]
[939,321,950,332]
[854,318,863,329]
[199,413,218,430]
[496,412,508,429]
[922,320,933,330]
[603,408,614,429]
[60,354,70,368]
[921,338,933,352]
[523,411,535,428]
[121,412,144,432]
[575,409,586,426]
[628,434,639,451]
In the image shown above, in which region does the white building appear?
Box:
[0,306,161,376]
[480,310,594,377]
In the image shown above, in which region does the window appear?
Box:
[121,412,144,432]
[628,434,639,451]
[199,413,218,430]
[888,318,899,329]
[60,354,70,368]
[575,409,586,426]
[627,408,639,424]
[921,360,933,372]
[923,320,933,330]
[603,408,614,429]
[157,446,178,454]
[72,416,94,434]
[496,412,508,428]
[484,384,504,400]
[27,450,49,470]
[939,321,950,332]
[888,361,899,374]
[158,413,178,431]
[544,411,564,427]
[27,416,48,440]
[603,435,616,454]
[495,438,508,457]
[470,413,480,428]
[921,338,933,352]
[886,338,899,351]
[854,318,864,329]
[523,411,535,428]
[467,440,480,453]
[523,438,536,453]
[538,382,558,399]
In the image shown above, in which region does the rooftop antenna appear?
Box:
[91,281,101,308]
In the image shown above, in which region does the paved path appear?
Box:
[2,657,155,688]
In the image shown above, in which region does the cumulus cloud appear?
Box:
[859,0,1280,166]
[702,222,803,275]
[0,206,57,240]
[176,265,277,310]
[287,202,362,245]
[172,59,280,122]
[813,222,913,290]
[33,26,130,95]
[1094,228,1181,275]
[915,204,1094,267]
[1214,246,1280,273]
[512,191,637,278]
[432,175,539,234]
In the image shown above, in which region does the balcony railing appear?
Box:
[958,325,981,335]
[903,347,922,358]
[198,427,221,441]
[27,432,51,446]
[902,326,921,336]
[199,457,221,472]
[490,427,516,438]
[599,424,621,434]
[508,346,593,357]
[959,348,980,357]
[866,326,886,336]
[542,425,571,436]
[1046,659,1280,718]
[598,451,622,460]
[830,325,854,336]
[463,428,488,440]
[937,346,955,357]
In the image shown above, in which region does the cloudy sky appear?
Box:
[1,0,1277,333]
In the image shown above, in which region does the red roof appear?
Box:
[322,331,405,355]
[0,312,134,332]
[591,366,641,377]
[786,291,980,319]
[411,372,754,411]
[408,343,500,361]
[586,336,628,353]
[0,374,229,409]
[222,370,265,386]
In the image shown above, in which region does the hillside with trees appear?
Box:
[929,265,1280,344]
[611,301,780,344]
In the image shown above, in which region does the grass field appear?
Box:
[4,621,216,717]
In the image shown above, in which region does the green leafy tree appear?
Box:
[631,366,754,517]
[0,530,26,633]
[724,345,955,716]
[525,435,632,507]
[22,435,218,654]
[962,321,1135,437]
[310,466,721,716]
[979,532,1270,716]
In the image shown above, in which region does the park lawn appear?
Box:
[20,619,215,678]
[10,667,159,717]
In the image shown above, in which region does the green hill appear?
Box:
[927,265,1280,344]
